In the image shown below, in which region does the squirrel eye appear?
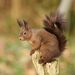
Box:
[24,32,26,35]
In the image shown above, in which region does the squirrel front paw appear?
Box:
[30,50,35,55]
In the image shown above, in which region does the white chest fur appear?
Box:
[28,40,33,45]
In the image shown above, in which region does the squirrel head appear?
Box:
[17,19,32,41]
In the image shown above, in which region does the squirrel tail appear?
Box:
[43,12,68,52]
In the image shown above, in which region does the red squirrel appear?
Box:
[17,12,68,65]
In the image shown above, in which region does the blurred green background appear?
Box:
[0,0,75,75]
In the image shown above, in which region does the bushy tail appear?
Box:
[43,12,68,52]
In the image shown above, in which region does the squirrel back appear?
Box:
[43,12,68,52]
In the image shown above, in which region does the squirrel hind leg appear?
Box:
[40,49,53,62]
[38,59,46,66]
[38,58,53,66]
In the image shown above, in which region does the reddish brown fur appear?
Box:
[17,12,68,65]
[43,12,67,53]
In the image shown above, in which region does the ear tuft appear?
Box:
[23,19,28,25]
[17,19,23,27]
[23,19,31,31]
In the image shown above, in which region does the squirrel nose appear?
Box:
[19,37,22,40]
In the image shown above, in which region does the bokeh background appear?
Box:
[0,0,75,75]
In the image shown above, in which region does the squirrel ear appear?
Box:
[23,19,28,26]
[23,19,30,31]
[17,19,23,27]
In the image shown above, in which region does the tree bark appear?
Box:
[32,51,59,75]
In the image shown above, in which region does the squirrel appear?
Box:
[17,12,68,65]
